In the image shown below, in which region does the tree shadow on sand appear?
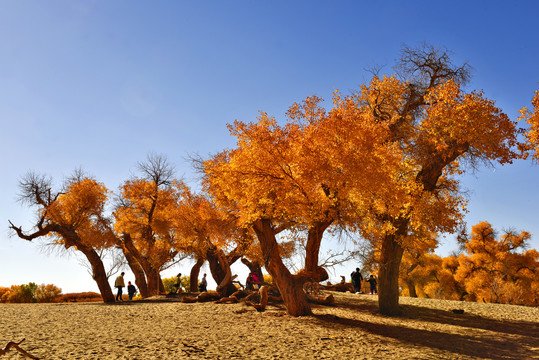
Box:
[313,299,539,360]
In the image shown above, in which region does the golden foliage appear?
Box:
[401,222,539,306]
[522,90,539,161]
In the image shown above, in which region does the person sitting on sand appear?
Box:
[366,275,377,294]
[114,272,125,301]
[127,281,137,300]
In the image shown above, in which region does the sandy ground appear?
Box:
[0,291,538,360]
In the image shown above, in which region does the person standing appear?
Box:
[367,275,378,294]
[114,272,125,301]
[351,268,364,293]
[199,273,207,292]
[127,281,137,300]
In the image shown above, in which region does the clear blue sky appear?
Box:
[1,1,538,293]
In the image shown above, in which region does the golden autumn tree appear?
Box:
[353,44,524,315]
[398,231,439,297]
[171,183,253,295]
[113,154,183,297]
[399,252,468,301]
[455,221,539,306]
[203,94,403,316]
[9,172,117,302]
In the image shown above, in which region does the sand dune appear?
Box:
[1,292,537,359]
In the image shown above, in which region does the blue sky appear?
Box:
[1,1,538,293]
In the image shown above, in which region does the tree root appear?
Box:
[182,291,222,303]
[0,338,39,359]
[307,293,335,305]
[183,285,333,311]
[245,285,269,311]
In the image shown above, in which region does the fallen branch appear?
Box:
[0,338,39,359]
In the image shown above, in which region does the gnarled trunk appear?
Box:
[78,244,115,303]
[119,236,149,298]
[253,219,311,316]
[190,257,205,292]
[304,220,332,282]
[122,233,161,296]
[207,247,236,296]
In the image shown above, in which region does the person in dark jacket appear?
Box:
[127,281,137,300]
[351,268,364,293]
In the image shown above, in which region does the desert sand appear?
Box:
[1,291,538,359]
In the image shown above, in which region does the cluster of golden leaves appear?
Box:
[45,178,114,249]
[113,179,181,267]
[522,90,539,161]
[204,75,524,256]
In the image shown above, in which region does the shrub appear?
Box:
[162,275,190,293]
[35,284,62,303]
[2,283,38,303]
[55,292,102,303]
[0,287,10,302]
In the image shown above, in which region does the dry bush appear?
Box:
[55,292,102,303]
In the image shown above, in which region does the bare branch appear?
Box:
[16,172,54,207]
[137,153,175,186]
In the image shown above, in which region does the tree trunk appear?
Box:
[190,257,205,292]
[206,247,236,296]
[78,245,115,303]
[253,219,311,316]
[122,233,161,296]
[146,268,161,296]
[304,220,332,281]
[406,279,418,298]
[119,236,149,298]
[378,232,405,315]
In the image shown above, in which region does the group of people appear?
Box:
[114,272,138,301]
[351,268,377,294]
[169,272,208,294]
[114,268,376,301]
[114,272,209,301]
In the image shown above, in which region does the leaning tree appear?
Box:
[9,172,117,302]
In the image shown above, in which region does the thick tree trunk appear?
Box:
[122,234,161,296]
[146,268,161,296]
[78,245,115,303]
[158,274,165,293]
[190,257,205,292]
[119,236,149,298]
[378,232,405,315]
[253,219,311,316]
[304,220,332,282]
[207,247,236,296]
[406,279,418,298]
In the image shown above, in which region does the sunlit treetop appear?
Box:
[522,90,539,161]
[45,177,115,249]
[203,91,407,234]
